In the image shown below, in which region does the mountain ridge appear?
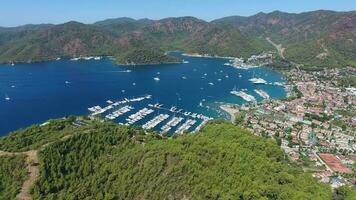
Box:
[0,10,354,68]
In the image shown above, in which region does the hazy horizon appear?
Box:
[1,0,355,27]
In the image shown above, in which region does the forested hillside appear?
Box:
[0,118,334,199]
[0,155,28,200]
[213,10,356,68]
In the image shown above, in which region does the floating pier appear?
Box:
[175,119,197,134]
[161,117,184,132]
[142,114,170,130]
[125,108,154,125]
[105,105,133,120]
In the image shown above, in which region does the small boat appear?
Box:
[65,81,71,84]
[182,76,187,80]
[217,79,222,81]
[70,57,81,61]
[132,83,136,86]
[154,77,160,81]
[208,82,214,86]
[5,95,10,101]
[11,62,15,66]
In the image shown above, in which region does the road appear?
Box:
[266,37,286,59]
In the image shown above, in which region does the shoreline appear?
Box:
[219,105,239,123]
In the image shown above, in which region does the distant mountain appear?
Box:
[213,10,356,68]
[0,10,354,68]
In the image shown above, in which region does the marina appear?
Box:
[0,52,287,135]
[87,95,213,134]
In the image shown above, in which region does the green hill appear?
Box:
[115,48,180,65]
[0,118,332,199]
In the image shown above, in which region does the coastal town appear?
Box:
[222,67,356,188]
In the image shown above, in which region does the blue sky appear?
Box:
[1,0,355,27]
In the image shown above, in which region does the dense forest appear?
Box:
[115,49,180,65]
[0,155,28,200]
[0,118,77,152]
[0,118,337,199]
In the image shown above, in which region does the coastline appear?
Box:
[219,105,239,123]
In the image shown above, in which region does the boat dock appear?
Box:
[88,95,151,116]
[254,89,270,100]
[161,117,184,132]
[175,119,197,134]
[142,114,170,130]
[88,95,212,134]
[105,105,133,120]
[194,119,209,132]
[125,108,154,125]
[230,90,256,102]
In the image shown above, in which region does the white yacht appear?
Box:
[249,78,267,84]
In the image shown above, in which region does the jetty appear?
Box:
[254,89,270,100]
[230,90,256,103]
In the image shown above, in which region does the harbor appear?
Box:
[87,95,213,134]
[0,52,287,135]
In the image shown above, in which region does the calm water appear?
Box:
[0,53,286,135]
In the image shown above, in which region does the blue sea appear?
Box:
[0,53,286,136]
